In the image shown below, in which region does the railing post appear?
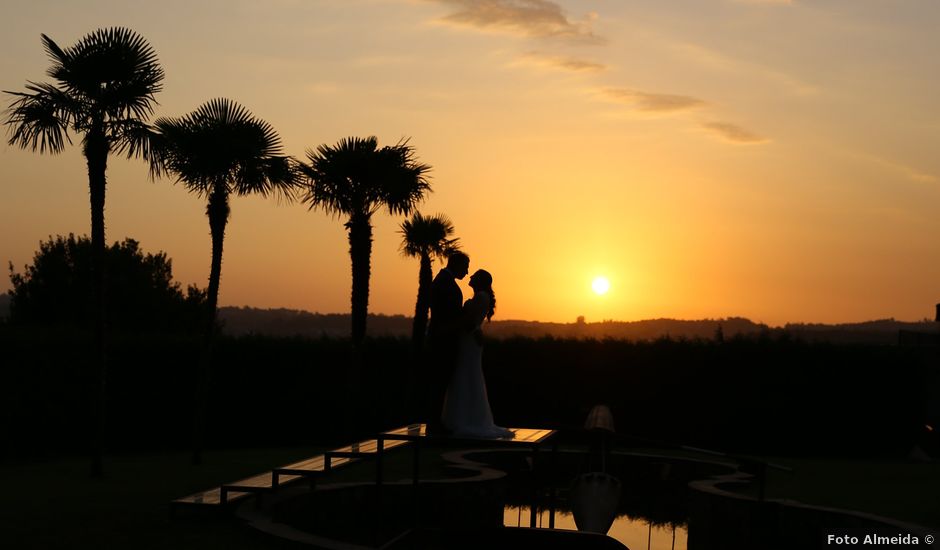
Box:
[530,443,539,528]
[376,437,385,486]
[412,435,421,527]
[549,441,558,529]
[375,437,385,544]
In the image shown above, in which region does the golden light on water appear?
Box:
[592,276,611,296]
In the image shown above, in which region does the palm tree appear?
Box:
[299,136,431,346]
[4,28,164,477]
[149,98,296,463]
[399,213,459,353]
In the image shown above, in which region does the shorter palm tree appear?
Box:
[399,213,459,353]
[149,98,296,463]
[299,136,431,346]
[150,98,296,326]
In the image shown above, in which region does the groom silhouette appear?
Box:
[425,250,470,435]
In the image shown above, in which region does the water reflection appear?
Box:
[272,448,721,548]
[504,507,688,550]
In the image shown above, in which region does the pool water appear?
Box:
[504,506,688,550]
[271,446,722,548]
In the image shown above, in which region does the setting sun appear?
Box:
[592,276,611,296]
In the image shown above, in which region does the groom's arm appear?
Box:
[461,298,486,330]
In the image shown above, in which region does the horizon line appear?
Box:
[216,304,938,329]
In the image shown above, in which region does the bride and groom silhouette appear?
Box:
[425,251,514,439]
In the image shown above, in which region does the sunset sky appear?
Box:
[2,0,938,326]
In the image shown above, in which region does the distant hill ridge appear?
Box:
[216,305,938,344]
[2,295,933,343]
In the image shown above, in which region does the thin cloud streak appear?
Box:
[601,87,707,113]
[702,121,768,144]
[868,156,938,184]
[515,51,606,72]
[428,0,605,44]
[671,42,818,97]
[418,3,767,145]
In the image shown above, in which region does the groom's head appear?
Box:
[446,251,470,279]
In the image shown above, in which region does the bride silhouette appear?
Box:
[441,269,514,439]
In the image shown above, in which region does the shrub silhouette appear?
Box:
[9,234,206,333]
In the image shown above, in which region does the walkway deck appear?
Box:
[171,424,556,511]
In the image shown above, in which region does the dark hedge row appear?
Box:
[1,325,931,457]
[483,336,929,455]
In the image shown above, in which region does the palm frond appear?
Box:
[299,136,379,218]
[40,34,69,77]
[376,141,431,216]
[7,28,164,159]
[3,82,72,153]
[299,136,431,220]
[46,28,163,121]
[233,155,297,201]
[399,212,459,259]
[152,98,294,202]
[143,123,168,180]
[151,115,210,195]
[109,118,164,168]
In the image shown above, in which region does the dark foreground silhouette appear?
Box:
[1,325,931,459]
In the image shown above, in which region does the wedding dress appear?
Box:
[441,291,514,439]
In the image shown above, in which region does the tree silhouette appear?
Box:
[4,27,164,476]
[399,213,459,353]
[149,98,296,463]
[299,136,431,346]
[8,234,206,332]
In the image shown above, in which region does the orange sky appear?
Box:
[2,0,939,326]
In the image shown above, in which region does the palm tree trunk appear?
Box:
[85,127,109,478]
[347,213,372,346]
[345,213,372,435]
[411,253,432,353]
[193,186,229,465]
[205,187,229,322]
[408,253,433,422]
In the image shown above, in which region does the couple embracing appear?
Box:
[425,251,513,439]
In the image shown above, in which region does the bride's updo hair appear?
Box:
[470,269,496,321]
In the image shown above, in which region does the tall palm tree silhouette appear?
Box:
[399,213,459,353]
[299,136,431,346]
[4,28,164,476]
[150,98,295,463]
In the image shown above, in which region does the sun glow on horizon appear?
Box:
[0,2,938,327]
[592,276,611,296]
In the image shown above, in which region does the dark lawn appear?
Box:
[0,443,498,550]
[3,446,936,550]
[0,448,323,550]
[759,456,940,529]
